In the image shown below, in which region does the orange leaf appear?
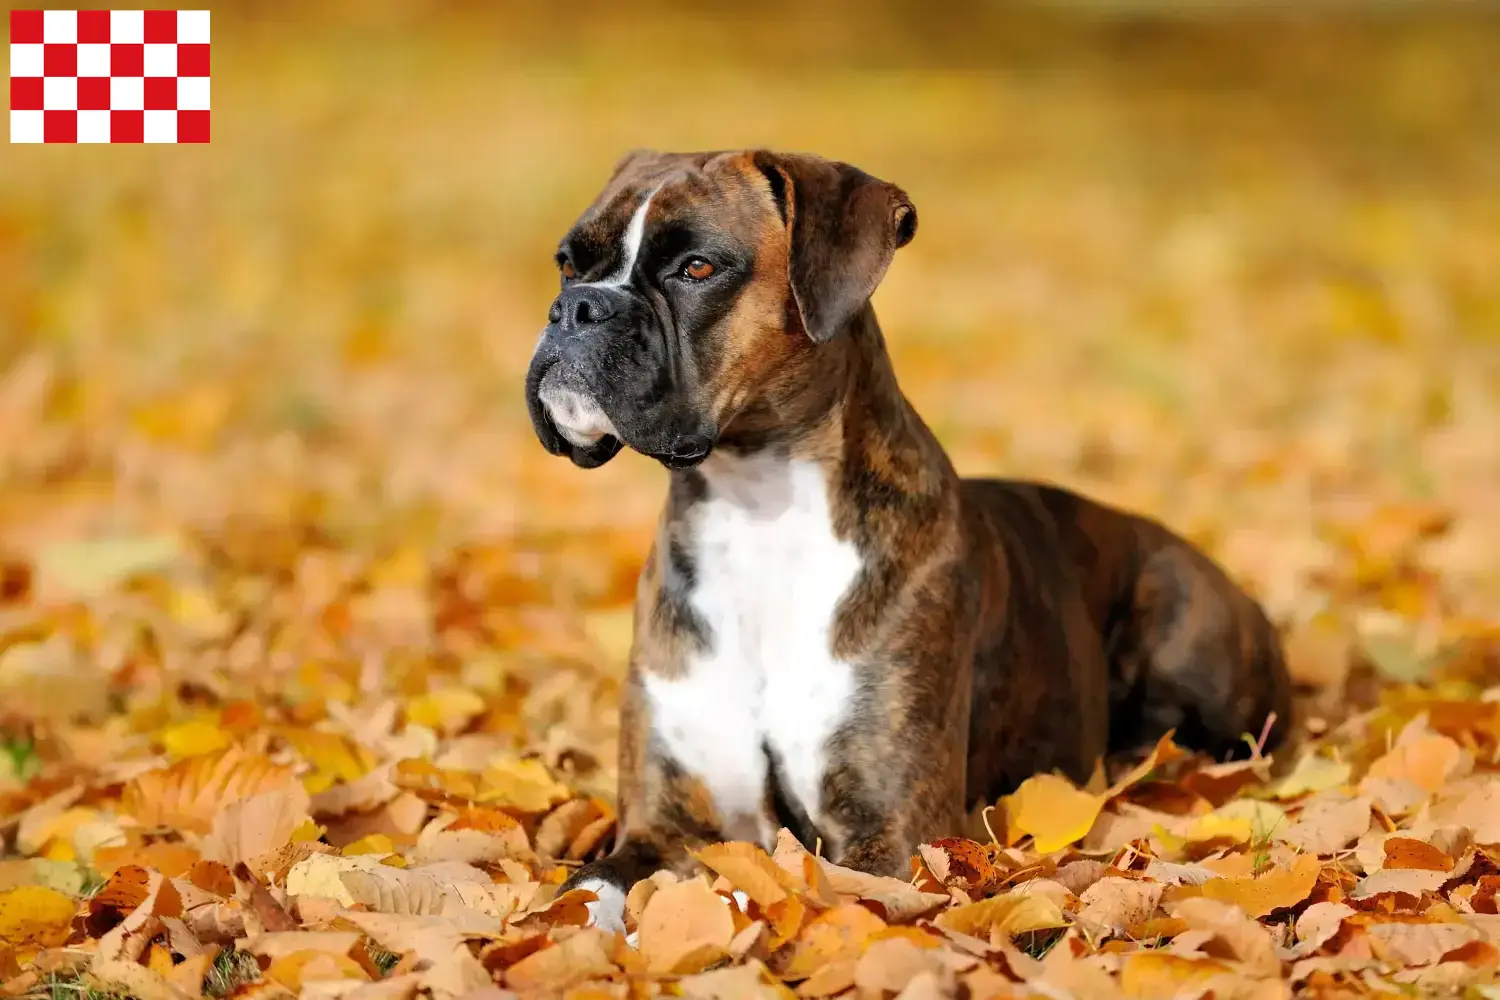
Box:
[1199,853,1321,918]
[121,747,296,834]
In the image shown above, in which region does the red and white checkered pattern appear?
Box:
[10,9,209,143]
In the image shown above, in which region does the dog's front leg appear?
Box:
[805,644,974,881]
[560,674,750,931]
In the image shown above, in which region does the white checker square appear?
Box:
[10,110,44,144]
[143,108,176,143]
[111,76,145,112]
[42,9,77,43]
[110,10,145,44]
[76,43,111,77]
[177,11,211,45]
[76,110,112,144]
[10,43,44,78]
[143,42,176,77]
[177,77,210,112]
[42,76,78,112]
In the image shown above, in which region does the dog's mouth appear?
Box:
[643,440,714,470]
[526,339,716,472]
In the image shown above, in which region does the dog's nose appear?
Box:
[554,285,621,335]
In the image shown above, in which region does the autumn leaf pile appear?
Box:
[3,5,1499,999]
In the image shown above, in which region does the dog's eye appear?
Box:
[559,259,577,280]
[681,258,716,281]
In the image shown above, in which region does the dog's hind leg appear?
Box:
[1107,536,1293,762]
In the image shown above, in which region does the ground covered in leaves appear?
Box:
[3,4,1499,998]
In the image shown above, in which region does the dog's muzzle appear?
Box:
[526,283,716,470]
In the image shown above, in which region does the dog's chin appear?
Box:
[647,445,713,471]
[567,434,623,469]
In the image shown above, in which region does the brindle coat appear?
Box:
[525,149,1293,895]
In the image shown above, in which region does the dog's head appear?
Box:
[525,149,917,469]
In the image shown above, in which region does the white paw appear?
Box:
[576,877,627,935]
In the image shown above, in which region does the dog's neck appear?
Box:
[672,304,955,520]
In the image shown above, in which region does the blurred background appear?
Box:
[3,2,1499,771]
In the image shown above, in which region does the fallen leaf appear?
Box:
[1278,794,1371,855]
[776,903,887,980]
[1383,836,1454,871]
[502,926,617,991]
[933,890,1068,940]
[1365,919,1480,966]
[636,876,735,975]
[0,885,76,949]
[1293,901,1355,956]
[122,747,297,834]
[36,535,182,598]
[696,841,798,908]
[1352,866,1451,900]
[1363,731,1468,794]
[1075,877,1163,935]
[1199,853,1321,918]
[1003,773,1103,854]
[203,783,313,866]
[917,838,1001,892]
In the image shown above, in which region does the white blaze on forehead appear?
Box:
[591,187,659,288]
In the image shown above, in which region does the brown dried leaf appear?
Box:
[502,926,616,991]
[122,747,297,834]
[695,841,798,908]
[636,876,735,975]
[1075,876,1163,935]
[1277,794,1371,855]
[1366,919,1480,966]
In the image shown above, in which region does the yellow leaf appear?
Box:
[477,756,572,814]
[281,728,374,793]
[1003,773,1102,853]
[35,535,181,598]
[1271,752,1353,799]
[344,834,396,857]
[934,891,1068,939]
[0,885,77,948]
[160,718,233,761]
[1121,952,1235,998]
[405,687,486,735]
[1199,853,1321,918]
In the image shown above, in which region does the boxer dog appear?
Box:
[524,149,1292,929]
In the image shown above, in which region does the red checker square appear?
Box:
[143,10,176,43]
[11,76,44,112]
[77,10,111,43]
[43,110,77,143]
[112,43,144,76]
[177,109,209,143]
[43,43,77,77]
[177,43,210,77]
[77,76,110,111]
[144,77,176,111]
[111,110,144,143]
[10,10,44,44]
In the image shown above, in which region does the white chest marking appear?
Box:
[642,456,862,844]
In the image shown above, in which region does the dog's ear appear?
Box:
[751,151,917,344]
